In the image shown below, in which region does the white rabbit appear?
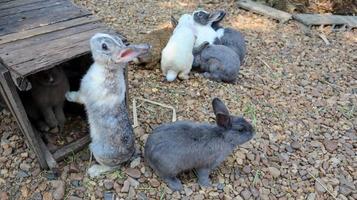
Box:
[161,14,196,81]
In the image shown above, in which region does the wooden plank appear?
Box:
[52,134,91,161]
[38,136,58,169]
[4,26,111,76]
[0,63,48,168]
[0,0,47,11]
[237,0,292,23]
[293,14,348,26]
[0,0,62,17]
[0,2,90,36]
[0,19,101,52]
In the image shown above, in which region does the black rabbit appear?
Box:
[144,98,255,191]
[23,66,69,132]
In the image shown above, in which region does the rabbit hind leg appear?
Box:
[196,168,212,187]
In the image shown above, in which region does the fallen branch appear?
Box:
[132,97,177,128]
[307,171,338,200]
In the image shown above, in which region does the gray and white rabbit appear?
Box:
[23,66,69,132]
[193,10,246,64]
[192,42,241,83]
[65,33,150,177]
[144,98,255,191]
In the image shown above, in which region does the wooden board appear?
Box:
[237,0,292,23]
[0,64,48,168]
[0,0,62,17]
[293,14,357,29]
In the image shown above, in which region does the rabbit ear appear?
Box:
[212,98,232,128]
[115,44,150,63]
[208,10,225,24]
[171,16,178,28]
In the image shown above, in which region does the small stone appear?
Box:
[113,182,121,193]
[19,163,31,171]
[268,167,281,178]
[290,141,301,149]
[184,187,193,196]
[234,195,243,200]
[103,191,114,200]
[217,183,224,190]
[121,180,130,193]
[67,196,83,200]
[315,181,326,193]
[20,152,28,158]
[20,186,29,198]
[31,192,42,200]
[209,192,219,197]
[242,166,251,174]
[193,194,205,200]
[130,157,141,168]
[250,187,259,197]
[339,185,353,196]
[128,187,136,199]
[323,140,338,153]
[126,168,141,179]
[103,180,114,190]
[43,192,52,200]
[240,189,251,200]
[0,192,9,200]
[127,177,140,188]
[71,180,81,187]
[68,164,80,173]
[149,178,160,188]
[137,192,148,200]
[17,170,30,178]
[307,193,316,200]
[52,180,65,200]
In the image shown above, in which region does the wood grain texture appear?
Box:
[237,0,292,23]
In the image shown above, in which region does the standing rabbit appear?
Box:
[161,14,196,81]
[193,10,246,64]
[65,33,150,177]
[144,98,255,191]
[23,66,69,132]
[192,42,241,83]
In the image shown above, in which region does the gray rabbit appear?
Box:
[193,10,246,64]
[144,98,255,191]
[66,33,150,177]
[23,66,69,132]
[192,41,241,83]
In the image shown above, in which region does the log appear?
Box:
[237,0,292,23]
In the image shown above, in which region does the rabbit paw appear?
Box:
[164,177,183,191]
[65,91,78,102]
[87,164,113,178]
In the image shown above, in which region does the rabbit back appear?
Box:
[145,121,232,176]
[200,45,241,83]
[215,28,246,64]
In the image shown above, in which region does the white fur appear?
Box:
[193,23,220,48]
[161,14,196,81]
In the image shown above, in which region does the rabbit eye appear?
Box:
[102,43,108,51]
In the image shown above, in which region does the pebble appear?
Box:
[51,180,65,200]
[314,181,325,193]
[323,140,338,152]
[0,192,9,200]
[149,178,160,188]
[103,180,114,190]
[43,192,52,200]
[217,183,224,190]
[307,193,316,200]
[290,141,301,149]
[193,194,205,200]
[130,157,141,168]
[19,163,31,172]
[242,166,251,174]
[184,187,193,196]
[128,187,136,199]
[126,168,141,179]
[127,177,140,188]
[137,192,148,200]
[67,196,83,200]
[121,180,130,193]
[31,192,42,200]
[268,167,281,178]
[240,189,251,200]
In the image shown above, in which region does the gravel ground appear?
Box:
[0,0,356,199]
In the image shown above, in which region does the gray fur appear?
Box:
[23,67,69,132]
[66,33,150,175]
[193,42,241,83]
[144,98,255,191]
[193,10,246,64]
